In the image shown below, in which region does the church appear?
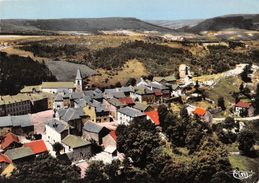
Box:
[40,68,84,94]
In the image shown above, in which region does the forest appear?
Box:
[19,40,257,76]
[0,52,56,95]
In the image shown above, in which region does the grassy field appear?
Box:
[88,59,148,87]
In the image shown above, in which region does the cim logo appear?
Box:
[232,169,255,180]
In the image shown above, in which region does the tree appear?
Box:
[125,78,136,86]
[218,97,226,111]
[9,154,80,183]
[85,161,109,183]
[238,129,256,154]
[116,118,160,168]
[240,64,252,83]
[52,142,64,156]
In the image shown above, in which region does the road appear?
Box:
[213,115,259,123]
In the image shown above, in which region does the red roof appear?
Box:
[235,101,251,108]
[145,111,160,126]
[192,108,206,117]
[154,91,163,96]
[119,97,135,105]
[24,140,48,155]
[0,154,12,164]
[109,131,117,141]
[1,133,19,150]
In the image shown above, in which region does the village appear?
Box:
[0,61,258,179]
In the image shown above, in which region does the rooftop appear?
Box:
[1,133,20,150]
[145,111,160,126]
[192,107,207,117]
[23,140,48,155]
[41,82,75,89]
[62,135,91,149]
[46,119,68,133]
[118,107,146,118]
[5,147,34,161]
[0,114,33,128]
[235,101,251,108]
[83,121,105,134]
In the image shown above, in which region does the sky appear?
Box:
[0,0,259,20]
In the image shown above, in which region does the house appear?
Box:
[130,87,155,104]
[45,119,69,144]
[20,85,41,94]
[0,94,31,116]
[60,108,84,136]
[23,140,48,155]
[103,87,133,99]
[4,147,35,163]
[148,82,171,99]
[0,133,21,151]
[132,102,153,112]
[192,107,212,123]
[153,75,176,85]
[1,163,15,177]
[117,107,146,125]
[53,94,64,110]
[83,99,110,123]
[0,115,34,136]
[82,121,110,145]
[84,89,103,102]
[145,111,160,126]
[118,97,135,106]
[41,82,75,94]
[103,98,125,118]
[171,84,182,97]
[61,135,92,162]
[0,154,12,176]
[234,101,254,117]
[136,78,149,87]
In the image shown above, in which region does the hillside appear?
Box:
[146,19,203,30]
[0,18,173,35]
[179,14,259,33]
[0,52,56,95]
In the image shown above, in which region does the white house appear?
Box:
[41,82,75,94]
[45,119,69,144]
[117,107,146,125]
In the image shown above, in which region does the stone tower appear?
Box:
[75,68,83,92]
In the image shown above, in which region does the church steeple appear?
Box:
[75,68,83,91]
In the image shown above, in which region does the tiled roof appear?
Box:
[135,87,154,95]
[1,133,20,150]
[24,140,48,155]
[235,101,251,108]
[119,97,135,105]
[153,75,176,82]
[4,147,34,161]
[149,82,169,90]
[132,102,151,112]
[111,92,126,99]
[83,121,104,134]
[61,108,82,122]
[62,135,91,149]
[118,107,146,118]
[107,98,125,107]
[46,119,68,133]
[109,131,117,141]
[192,108,206,116]
[41,82,75,89]
[0,154,12,164]
[0,114,33,128]
[145,111,160,126]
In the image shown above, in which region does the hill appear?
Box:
[0,18,173,35]
[179,14,259,33]
[146,19,203,30]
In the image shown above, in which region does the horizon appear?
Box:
[0,13,258,21]
[0,0,259,20]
